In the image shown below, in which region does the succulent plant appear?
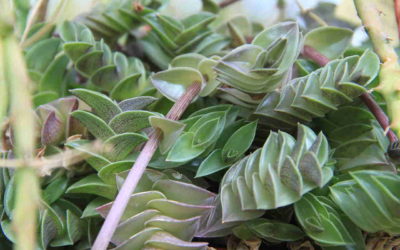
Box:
[138,10,230,69]
[254,50,380,130]
[80,0,166,41]
[25,38,70,107]
[214,22,302,94]
[220,124,333,222]
[59,22,149,100]
[2,1,400,250]
[97,169,216,249]
[295,193,365,248]
[317,105,393,172]
[330,170,400,234]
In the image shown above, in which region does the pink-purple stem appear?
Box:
[92,82,202,250]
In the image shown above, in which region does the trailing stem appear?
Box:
[92,82,202,250]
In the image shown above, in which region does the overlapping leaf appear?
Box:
[295,193,364,248]
[255,50,380,129]
[214,22,302,94]
[316,105,392,171]
[166,105,237,163]
[139,11,230,68]
[59,22,148,100]
[330,170,400,234]
[220,124,333,222]
[96,169,215,249]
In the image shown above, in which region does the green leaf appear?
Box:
[82,197,109,218]
[118,96,158,111]
[42,176,68,204]
[221,121,257,162]
[70,88,122,123]
[167,133,206,163]
[151,67,204,102]
[98,161,134,186]
[295,194,362,247]
[220,124,333,222]
[66,174,116,199]
[65,140,111,171]
[238,218,305,242]
[33,91,59,107]
[304,26,353,60]
[329,170,400,234]
[39,53,69,96]
[196,149,229,177]
[26,38,61,73]
[50,210,84,247]
[109,110,155,134]
[103,132,148,161]
[72,110,115,140]
[150,116,186,154]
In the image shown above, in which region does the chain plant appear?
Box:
[1,0,400,250]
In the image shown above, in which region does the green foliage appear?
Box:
[330,170,400,234]
[304,26,353,60]
[220,124,333,222]
[59,22,148,100]
[166,105,237,163]
[196,120,257,177]
[233,218,305,242]
[214,22,302,94]
[97,169,215,249]
[81,0,166,40]
[3,1,400,249]
[25,38,70,106]
[295,193,364,248]
[254,50,380,129]
[316,105,392,171]
[138,10,230,68]
[0,169,98,249]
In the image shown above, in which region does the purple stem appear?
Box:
[92,82,202,250]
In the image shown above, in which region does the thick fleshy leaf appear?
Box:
[150,116,186,154]
[304,26,353,60]
[66,174,116,199]
[103,132,148,161]
[222,121,257,162]
[118,96,158,111]
[234,218,305,242]
[81,197,109,218]
[70,88,121,123]
[220,124,332,222]
[109,110,156,133]
[72,110,115,140]
[295,194,364,247]
[254,51,379,129]
[330,170,400,234]
[98,161,134,185]
[39,53,69,96]
[196,149,229,177]
[167,133,206,162]
[42,176,68,204]
[151,67,204,101]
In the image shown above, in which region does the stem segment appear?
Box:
[92,82,202,250]
[302,45,398,143]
